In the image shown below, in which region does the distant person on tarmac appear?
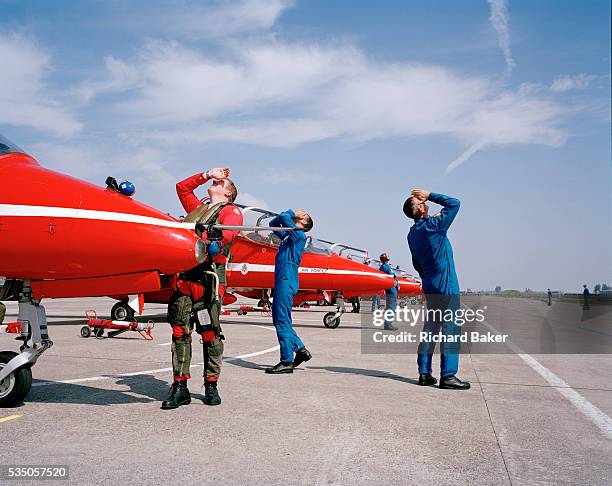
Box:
[547,288,552,306]
[379,253,399,331]
[404,189,470,390]
[371,292,382,312]
[583,284,590,309]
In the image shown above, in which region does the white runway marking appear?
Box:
[225,345,279,362]
[473,307,612,440]
[223,314,327,324]
[32,328,280,387]
[252,324,278,332]
[0,414,22,423]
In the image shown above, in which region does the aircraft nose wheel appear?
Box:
[323,312,341,329]
[257,299,271,312]
[111,302,134,321]
[0,351,33,407]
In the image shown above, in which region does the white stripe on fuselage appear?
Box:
[0,203,195,230]
[227,263,391,278]
[0,204,391,279]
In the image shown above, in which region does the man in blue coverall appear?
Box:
[265,209,314,374]
[547,288,552,306]
[379,253,399,331]
[404,189,470,390]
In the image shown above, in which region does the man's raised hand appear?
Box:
[411,189,430,202]
[208,167,230,179]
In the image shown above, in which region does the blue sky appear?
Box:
[1,0,610,291]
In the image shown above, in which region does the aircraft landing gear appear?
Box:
[323,292,345,329]
[110,301,135,321]
[0,281,52,407]
[257,299,271,312]
[0,351,32,407]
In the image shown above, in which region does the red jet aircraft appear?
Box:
[109,206,399,328]
[0,135,395,406]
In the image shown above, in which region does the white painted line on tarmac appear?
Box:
[252,324,278,332]
[225,345,280,362]
[223,314,328,324]
[473,307,612,440]
[32,328,280,387]
[0,414,22,423]
[513,352,612,440]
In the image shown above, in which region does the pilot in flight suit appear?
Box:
[161,169,242,409]
[265,209,314,374]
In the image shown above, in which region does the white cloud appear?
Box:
[149,0,293,39]
[0,33,81,136]
[487,0,516,75]
[550,74,601,92]
[87,39,567,172]
[72,55,141,103]
[236,192,269,209]
[103,40,361,124]
[7,5,577,175]
[31,141,175,200]
[112,146,175,188]
[30,143,102,179]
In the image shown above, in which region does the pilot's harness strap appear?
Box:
[180,201,238,287]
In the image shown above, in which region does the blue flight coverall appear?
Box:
[408,193,461,379]
[379,262,398,327]
[270,210,307,364]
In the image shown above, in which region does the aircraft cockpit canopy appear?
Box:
[0,134,25,156]
[236,205,368,257]
[366,258,421,283]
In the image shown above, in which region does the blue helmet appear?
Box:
[118,180,136,196]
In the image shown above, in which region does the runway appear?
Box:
[0,296,610,485]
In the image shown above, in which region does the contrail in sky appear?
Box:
[488,0,516,75]
[446,140,488,174]
[445,1,515,173]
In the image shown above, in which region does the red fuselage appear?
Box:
[0,152,204,298]
[0,151,397,301]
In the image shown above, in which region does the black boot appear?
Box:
[202,383,221,406]
[161,380,191,409]
[293,347,312,368]
[418,373,438,386]
[439,376,471,390]
[265,362,294,374]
